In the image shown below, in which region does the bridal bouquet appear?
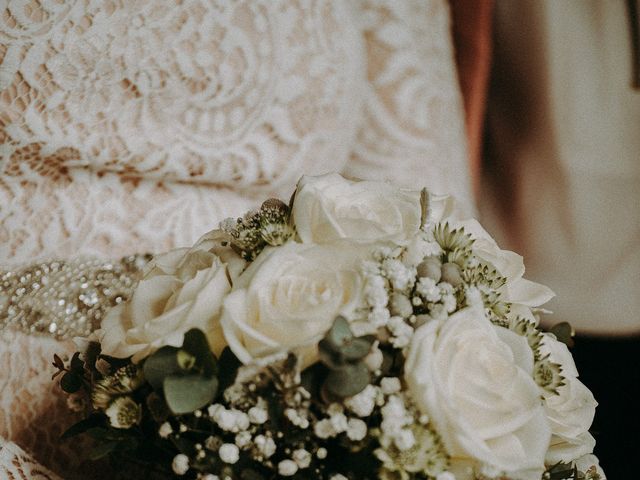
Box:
[55,174,604,480]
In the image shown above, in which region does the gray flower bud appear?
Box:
[441,262,462,287]
[417,257,442,282]
[389,292,413,318]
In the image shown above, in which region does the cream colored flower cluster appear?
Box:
[93,173,604,480]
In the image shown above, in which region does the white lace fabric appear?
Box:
[1,0,472,268]
[0,0,471,477]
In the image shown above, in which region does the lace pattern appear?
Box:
[1,0,472,267]
[0,438,62,480]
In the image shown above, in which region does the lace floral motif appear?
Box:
[345,0,471,204]
[0,438,62,480]
[0,0,471,267]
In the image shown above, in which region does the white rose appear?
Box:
[99,244,234,362]
[292,173,421,244]
[221,241,366,365]
[540,334,597,464]
[405,305,551,478]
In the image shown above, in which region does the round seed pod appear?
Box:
[417,257,442,282]
[441,262,463,287]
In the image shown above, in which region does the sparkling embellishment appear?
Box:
[0,255,151,339]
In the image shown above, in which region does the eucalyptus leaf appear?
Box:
[164,374,219,414]
[89,440,119,460]
[182,329,217,376]
[325,316,353,348]
[60,371,83,393]
[61,414,106,440]
[340,337,374,361]
[324,362,370,398]
[318,344,343,369]
[143,346,180,391]
[550,322,575,348]
[218,347,241,393]
[70,352,84,373]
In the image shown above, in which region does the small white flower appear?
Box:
[436,472,456,480]
[316,447,328,459]
[394,428,416,451]
[172,454,190,476]
[330,475,349,480]
[278,459,299,476]
[388,316,414,348]
[292,449,312,468]
[314,419,336,439]
[158,422,173,439]
[380,377,402,395]
[248,405,268,424]
[234,411,250,431]
[383,259,416,292]
[345,385,378,417]
[235,431,252,448]
[346,418,368,441]
[198,475,219,480]
[416,277,441,302]
[364,345,384,371]
[368,307,391,328]
[364,274,389,309]
[214,409,237,431]
[254,435,277,458]
[207,403,222,418]
[219,444,240,464]
[329,412,348,433]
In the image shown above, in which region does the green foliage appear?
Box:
[324,362,370,398]
[318,316,373,398]
[61,414,106,440]
[164,374,219,415]
[550,322,575,348]
[53,351,87,393]
[142,329,219,415]
[143,346,181,391]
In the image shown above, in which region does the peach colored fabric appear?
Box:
[450,0,494,195]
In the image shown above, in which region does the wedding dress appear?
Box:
[0,0,472,477]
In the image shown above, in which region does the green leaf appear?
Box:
[164,374,219,414]
[89,440,119,460]
[143,346,180,391]
[218,347,241,393]
[325,316,353,348]
[341,337,374,361]
[146,392,170,423]
[550,322,575,348]
[70,351,84,373]
[318,343,344,369]
[52,353,65,370]
[60,371,83,393]
[61,414,106,440]
[182,329,217,376]
[324,362,370,398]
